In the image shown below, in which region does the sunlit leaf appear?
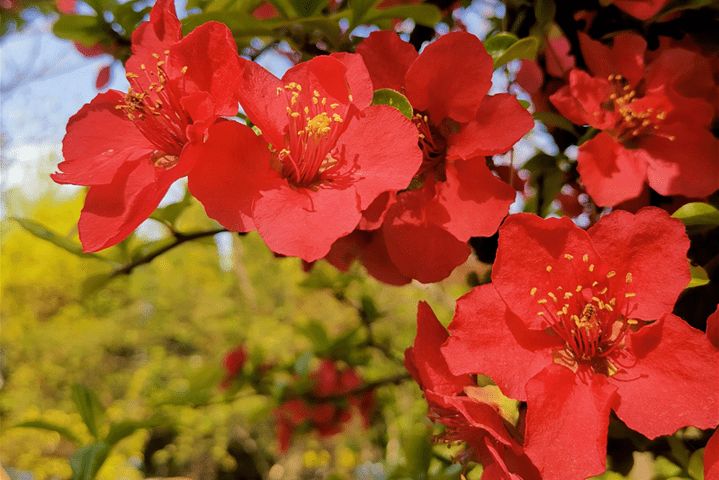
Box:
[486,33,539,69]
[52,15,106,46]
[371,89,413,119]
[687,263,710,288]
[71,383,105,440]
[363,3,442,27]
[70,443,109,480]
[533,111,580,136]
[12,420,83,446]
[12,218,113,263]
[672,202,719,234]
[687,448,704,480]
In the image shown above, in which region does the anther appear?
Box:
[546,266,552,272]
[530,287,537,296]
[607,271,615,278]
[625,293,636,298]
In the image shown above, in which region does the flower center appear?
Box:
[275,82,348,188]
[408,113,459,188]
[530,253,638,375]
[117,52,191,166]
[601,74,673,144]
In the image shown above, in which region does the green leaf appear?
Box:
[104,418,165,447]
[129,236,176,263]
[294,351,313,377]
[52,15,106,46]
[297,320,331,352]
[403,423,432,478]
[534,0,556,31]
[349,0,382,29]
[181,12,275,38]
[81,273,113,298]
[687,263,710,288]
[12,420,83,446]
[360,295,382,322]
[484,32,518,59]
[671,202,719,234]
[533,111,580,136]
[655,456,683,478]
[489,34,539,70]
[371,89,413,119]
[363,3,442,27]
[287,0,329,17]
[70,443,109,480]
[71,384,105,440]
[687,448,704,480]
[12,218,112,263]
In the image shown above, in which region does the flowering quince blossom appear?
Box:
[51,0,244,251]
[441,208,719,480]
[187,54,422,262]
[351,31,534,283]
[275,359,374,452]
[550,32,719,207]
[405,302,541,480]
[219,345,248,389]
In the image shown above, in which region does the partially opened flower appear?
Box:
[550,32,719,206]
[405,302,540,480]
[442,208,719,480]
[52,0,244,251]
[188,54,422,261]
[355,31,533,282]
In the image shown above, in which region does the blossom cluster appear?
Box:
[51,0,719,475]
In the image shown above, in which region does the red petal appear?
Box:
[253,181,361,262]
[642,124,719,198]
[95,65,111,90]
[544,35,575,78]
[612,0,671,20]
[447,93,534,159]
[169,21,245,116]
[329,52,374,109]
[78,155,187,252]
[357,229,412,286]
[492,213,602,330]
[186,121,268,232]
[611,314,719,438]
[355,30,418,92]
[432,159,515,241]
[588,207,690,321]
[524,365,617,480]
[382,183,470,283]
[405,301,474,396]
[237,61,288,149]
[442,284,560,401]
[53,91,155,186]
[129,0,182,60]
[707,305,719,349]
[576,132,648,207]
[331,104,422,210]
[405,32,493,123]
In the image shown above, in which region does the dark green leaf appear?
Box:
[12,420,82,446]
[297,320,331,352]
[71,384,105,440]
[104,417,166,447]
[287,0,329,17]
[52,15,106,46]
[534,0,556,31]
[533,111,580,136]
[671,202,719,234]
[294,351,313,377]
[70,443,109,480]
[81,273,113,298]
[364,3,442,28]
[349,0,382,29]
[181,12,275,37]
[360,295,382,322]
[492,35,539,69]
[371,89,413,119]
[12,218,112,263]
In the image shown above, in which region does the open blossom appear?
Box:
[550,32,718,207]
[405,302,541,480]
[52,0,244,251]
[354,31,534,283]
[441,208,719,480]
[187,54,422,261]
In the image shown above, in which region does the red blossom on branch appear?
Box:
[441,208,719,480]
[52,0,245,251]
[188,53,422,262]
[550,32,719,207]
[354,31,534,283]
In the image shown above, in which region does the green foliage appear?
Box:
[672,202,719,234]
[484,32,539,70]
[372,89,414,119]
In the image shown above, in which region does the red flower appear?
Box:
[705,429,719,480]
[188,54,422,261]
[220,345,248,389]
[441,208,719,480]
[405,302,541,479]
[274,359,374,452]
[550,32,719,206]
[52,0,244,251]
[355,31,534,282]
